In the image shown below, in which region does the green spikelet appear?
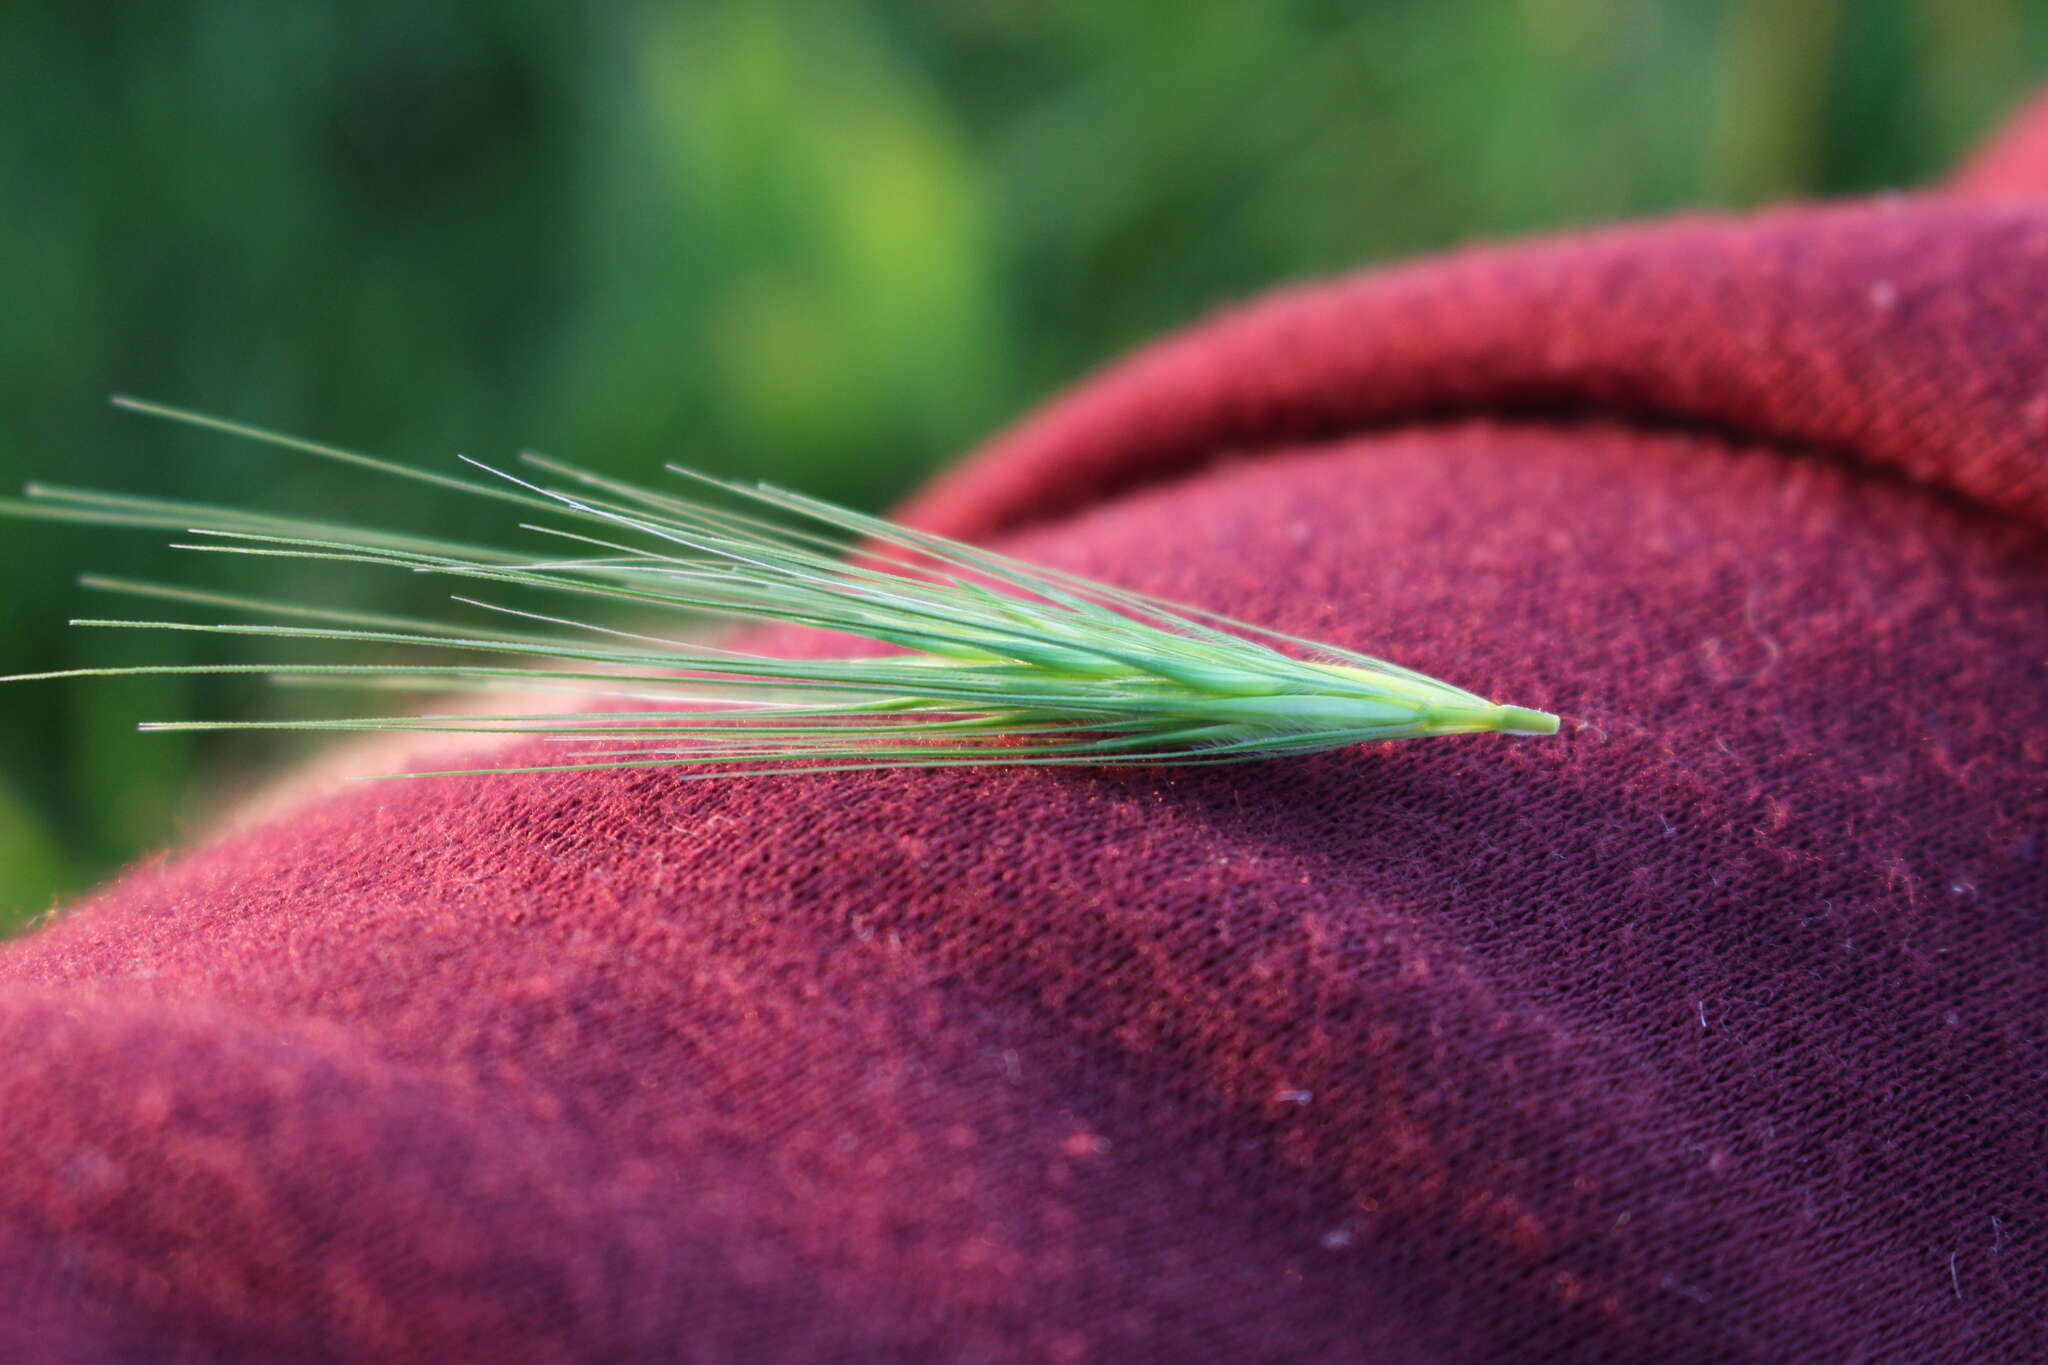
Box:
[1,400,1558,779]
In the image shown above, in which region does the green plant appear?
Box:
[3,402,1555,779]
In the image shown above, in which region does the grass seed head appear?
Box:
[0,400,1559,779]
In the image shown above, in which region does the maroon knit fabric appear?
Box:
[5,106,2048,1365]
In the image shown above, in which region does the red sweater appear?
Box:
[4,93,2047,1365]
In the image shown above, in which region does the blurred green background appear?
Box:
[3,0,2045,931]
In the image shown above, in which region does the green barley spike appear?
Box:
[0,399,1557,779]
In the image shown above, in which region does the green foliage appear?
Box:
[3,0,2046,921]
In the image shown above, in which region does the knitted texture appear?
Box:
[5,105,2048,1365]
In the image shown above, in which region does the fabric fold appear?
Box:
[907,200,2048,541]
